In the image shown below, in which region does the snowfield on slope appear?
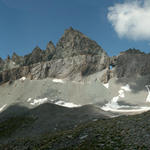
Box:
[101,84,150,113]
[121,84,131,92]
[29,98,48,105]
[52,79,65,84]
[146,85,150,102]
[19,77,26,81]
[0,104,7,112]
[27,98,81,108]
[54,100,81,108]
[103,83,109,89]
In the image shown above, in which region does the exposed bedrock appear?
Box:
[0,27,110,84]
[0,54,109,84]
[114,49,150,78]
[1,28,150,85]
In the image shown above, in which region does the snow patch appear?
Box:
[102,106,150,113]
[103,83,109,89]
[29,98,48,105]
[54,100,81,108]
[100,84,148,113]
[19,77,26,81]
[119,90,125,98]
[101,84,150,113]
[27,98,32,102]
[52,79,64,84]
[27,97,81,108]
[0,104,7,112]
[146,85,150,102]
[121,84,131,92]
[101,96,121,111]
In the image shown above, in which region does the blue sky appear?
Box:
[0,0,150,58]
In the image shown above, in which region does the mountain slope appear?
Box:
[1,110,150,149]
[1,28,150,149]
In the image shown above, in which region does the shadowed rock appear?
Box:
[113,49,150,78]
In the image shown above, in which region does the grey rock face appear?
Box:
[0,57,4,71]
[23,42,56,66]
[12,52,24,65]
[2,30,150,84]
[101,69,114,83]
[0,27,109,84]
[43,41,56,61]
[0,66,30,84]
[112,49,150,78]
[0,41,56,72]
[23,46,44,66]
[30,55,109,80]
[0,54,109,84]
[55,27,108,59]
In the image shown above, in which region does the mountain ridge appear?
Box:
[0,27,149,86]
[0,27,150,100]
[0,27,110,84]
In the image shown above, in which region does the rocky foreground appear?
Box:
[0,110,150,150]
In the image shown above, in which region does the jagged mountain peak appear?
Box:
[120,48,145,55]
[6,55,11,61]
[46,41,55,51]
[64,27,88,38]
[3,27,150,84]
[66,26,74,31]
[0,28,110,84]
[32,46,42,53]
[12,52,18,57]
[0,57,4,63]
[11,52,23,65]
[55,27,107,59]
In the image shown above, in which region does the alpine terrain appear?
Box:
[0,27,150,149]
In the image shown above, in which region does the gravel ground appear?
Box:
[1,110,150,149]
[0,103,117,145]
[0,75,150,149]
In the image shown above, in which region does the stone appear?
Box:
[113,49,150,78]
[43,41,56,61]
[0,27,110,84]
[23,46,43,66]
[0,57,4,71]
[12,52,24,65]
[55,27,108,59]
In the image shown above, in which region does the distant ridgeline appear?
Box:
[0,27,150,84]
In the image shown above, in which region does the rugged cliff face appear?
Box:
[1,28,150,85]
[0,27,109,84]
[110,49,150,78]
[55,27,107,58]
[23,41,56,66]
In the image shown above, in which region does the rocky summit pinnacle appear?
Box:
[55,27,107,58]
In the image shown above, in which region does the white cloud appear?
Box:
[108,0,150,40]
